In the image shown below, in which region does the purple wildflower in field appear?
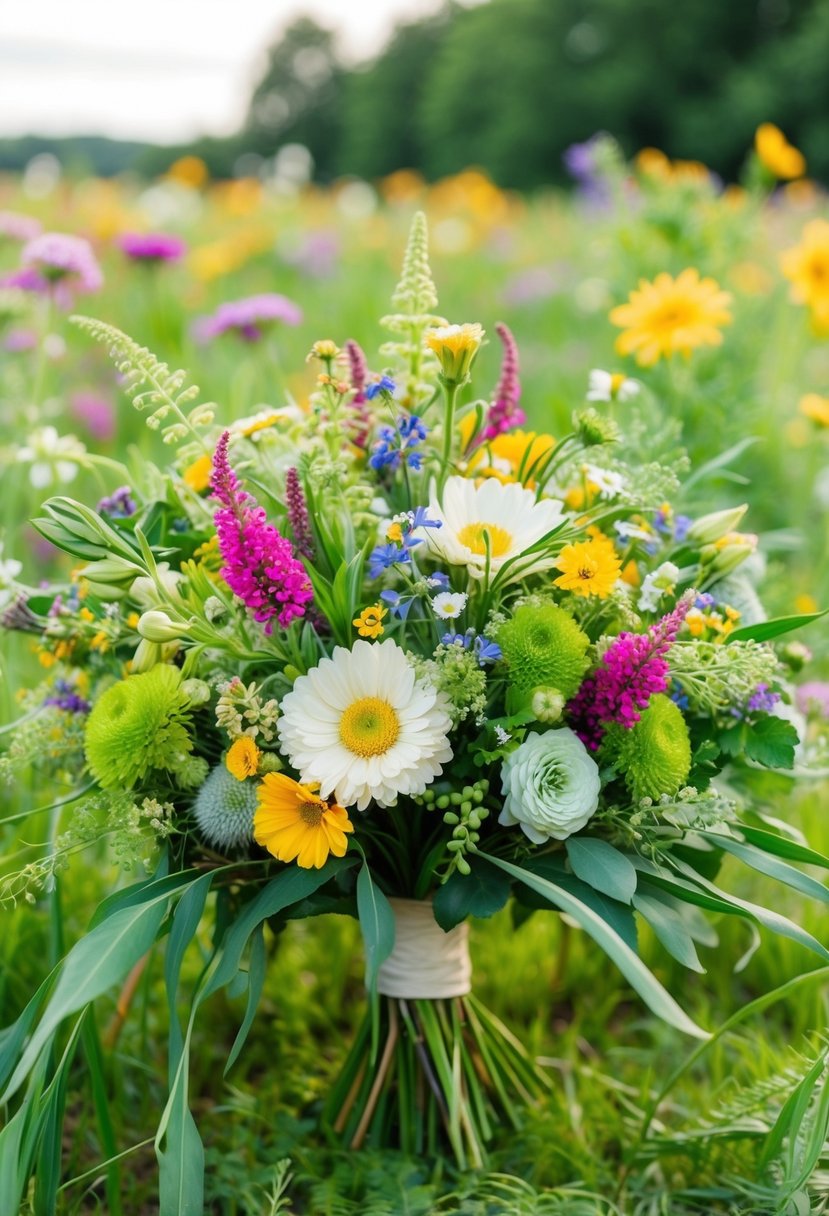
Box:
[563,134,612,208]
[0,211,42,243]
[71,392,115,442]
[746,683,780,714]
[19,232,103,301]
[568,596,692,750]
[44,680,91,714]
[281,230,340,278]
[97,486,137,519]
[2,327,37,352]
[345,338,371,447]
[483,322,525,440]
[117,231,187,263]
[285,467,315,560]
[211,431,312,633]
[193,293,302,343]
[796,681,829,718]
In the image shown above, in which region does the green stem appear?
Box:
[440,381,460,490]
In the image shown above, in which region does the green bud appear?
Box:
[443,812,460,825]
[456,856,471,876]
[687,505,748,545]
[436,795,450,809]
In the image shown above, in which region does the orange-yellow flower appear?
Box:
[425,323,484,383]
[183,454,213,492]
[800,393,829,428]
[610,270,732,367]
[782,221,829,332]
[465,429,556,486]
[254,773,354,869]
[353,603,387,639]
[226,736,260,781]
[554,537,621,599]
[754,123,806,180]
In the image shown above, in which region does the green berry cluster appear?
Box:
[418,779,491,877]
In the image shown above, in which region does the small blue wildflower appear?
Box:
[669,679,689,711]
[653,506,672,537]
[409,506,442,531]
[380,589,415,619]
[695,593,716,610]
[474,636,502,666]
[426,572,450,591]
[673,514,692,542]
[441,632,470,649]
[369,543,409,579]
[365,375,396,400]
[370,414,429,472]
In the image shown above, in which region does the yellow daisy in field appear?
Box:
[254,773,353,869]
[554,537,622,599]
[610,270,733,367]
[781,221,829,325]
[800,393,829,428]
[754,123,806,180]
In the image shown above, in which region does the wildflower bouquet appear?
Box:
[2,214,828,1210]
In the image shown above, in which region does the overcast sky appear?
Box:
[0,0,452,142]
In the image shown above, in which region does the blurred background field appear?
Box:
[3,1,829,1212]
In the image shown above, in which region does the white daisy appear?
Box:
[421,476,564,583]
[16,425,85,489]
[432,591,468,620]
[277,638,453,811]
[586,369,640,403]
[583,462,626,498]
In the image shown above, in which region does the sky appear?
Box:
[0,0,451,143]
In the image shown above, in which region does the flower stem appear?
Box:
[439,380,459,490]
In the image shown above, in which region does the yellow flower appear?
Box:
[466,429,556,486]
[781,220,829,319]
[226,736,261,781]
[254,773,354,869]
[386,521,404,543]
[800,393,829,428]
[353,604,387,639]
[308,339,340,362]
[554,538,622,599]
[166,155,208,189]
[610,270,732,366]
[90,631,110,653]
[126,612,141,629]
[755,123,806,180]
[795,594,818,615]
[425,323,485,384]
[183,454,213,492]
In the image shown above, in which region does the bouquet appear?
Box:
[2,213,828,1212]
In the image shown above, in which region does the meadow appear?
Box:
[1,141,829,1214]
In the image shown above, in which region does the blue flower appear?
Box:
[474,637,502,666]
[369,415,429,472]
[380,589,415,619]
[410,505,442,531]
[673,514,692,542]
[426,572,450,590]
[369,543,409,579]
[441,632,469,648]
[365,375,396,400]
[669,679,689,711]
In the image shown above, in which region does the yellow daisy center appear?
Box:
[457,522,513,557]
[339,697,400,758]
[298,800,325,827]
[610,372,627,395]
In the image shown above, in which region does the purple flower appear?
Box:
[2,326,37,352]
[365,375,396,400]
[281,229,340,278]
[44,681,90,714]
[345,338,371,447]
[0,211,42,243]
[483,322,525,441]
[285,467,315,561]
[796,682,829,719]
[117,231,186,263]
[193,293,302,343]
[71,392,115,442]
[746,683,780,715]
[20,232,103,298]
[568,596,692,750]
[211,432,312,633]
[97,486,137,518]
[673,515,692,542]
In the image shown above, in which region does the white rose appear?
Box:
[499,729,600,843]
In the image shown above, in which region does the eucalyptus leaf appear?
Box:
[632,891,705,973]
[566,837,638,904]
[700,832,829,905]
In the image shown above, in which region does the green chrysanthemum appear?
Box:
[193,765,258,851]
[85,664,194,790]
[498,602,590,701]
[605,693,692,801]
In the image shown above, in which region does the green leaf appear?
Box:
[744,716,798,770]
[3,898,169,1103]
[700,832,829,905]
[156,1053,204,1216]
[224,926,266,1075]
[632,891,705,973]
[482,853,707,1039]
[356,862,395,998]
[165,874,212,1075]
[727,608,828,644]
[520,856,638,952]
[433,857,512,931]
[565,838,638,904]
[739,824,829,870]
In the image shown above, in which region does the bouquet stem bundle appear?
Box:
[325,992,552,1168]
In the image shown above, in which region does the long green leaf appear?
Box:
[224,925,266,1075]
[566,837,637,904]
[726,608,828,644]
[483,854,707,1038]
[739,824,829,870]
[700,832,829,905]
[632,891,705,973]
[356,861,395,998]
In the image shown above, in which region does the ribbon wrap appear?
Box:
[375,897,472,999]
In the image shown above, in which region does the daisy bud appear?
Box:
[425,323,485,386]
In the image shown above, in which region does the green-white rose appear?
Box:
[499,728,600,843]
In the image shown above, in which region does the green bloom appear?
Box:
[604,693,692,801]
[498,602,590,704]
[193,764,258,851]
[85,664,194,790]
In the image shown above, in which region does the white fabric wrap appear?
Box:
[375,898,472,999]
